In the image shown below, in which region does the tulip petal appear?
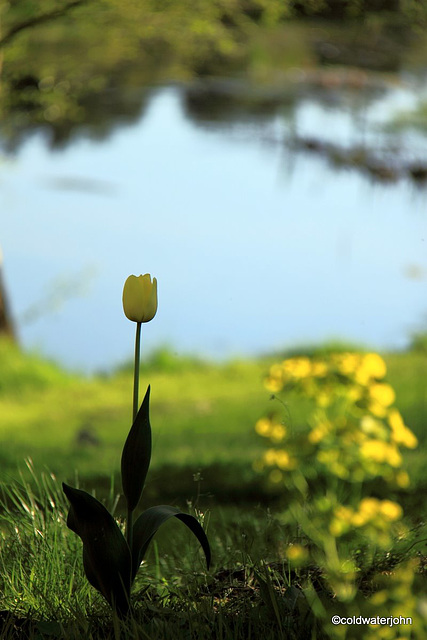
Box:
[121,385,152,512]
[122,274,158,322]
[131,505,211,581]
[62,483,131,616]
[146,277,158,322]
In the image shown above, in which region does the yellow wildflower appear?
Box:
[360,440,402,467]
[368,383,395,407]
[352,512,369,527]
[368,400,387,417]
[352,497,380,526]
[337,353,361,375]
[388,409,404,431]
[263,449,277,466]
[385,445,402,467]
[271,424,287,443]
[395,470,410,488]
[255,418,272,437]
[360,440,389,463]
[379,500,403,521]
[308,421,330,443]
[275,450,296,470]
[359,497,380,516]
[388,409,418,449]
[265,376,283,393]
[330,519,349,536]
[283,357,311,379]
[361,353,387,379]
[286,545,309,564]
[311,361,328,377]
[335,505,354,522]
[354,365,371,386]
[354,353,387,385]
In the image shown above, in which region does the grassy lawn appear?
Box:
[0,338,426,638]
[0,340,425,499]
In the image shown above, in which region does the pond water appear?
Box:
[2,80,427,373]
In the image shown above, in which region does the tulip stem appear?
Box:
[133,322,142,423]
[127,321,141,553]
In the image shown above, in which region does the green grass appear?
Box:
[0,339,426,638]
[0,339,426,501]
[0,461,425,639]
[0,461,303,639]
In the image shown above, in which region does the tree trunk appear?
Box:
[0,247,17,340]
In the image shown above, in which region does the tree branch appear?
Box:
[0,1,87,49]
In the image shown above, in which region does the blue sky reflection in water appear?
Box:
[2,86,427,373]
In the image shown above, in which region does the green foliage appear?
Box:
[121,386,152,512]
[2,0,427,150]
[63,384,210,617]
[278,338,369,359]
[115,346,208,375]
[409,330,427,353]
[63,482,132,616]
[0,337,71,395]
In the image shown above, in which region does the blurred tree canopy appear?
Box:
[0,0,426,149]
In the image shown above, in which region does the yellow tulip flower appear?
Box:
[122,274,158,323]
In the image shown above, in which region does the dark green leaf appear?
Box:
[121,385,152,512]
[62,483,131,616]
[132,505,211,580]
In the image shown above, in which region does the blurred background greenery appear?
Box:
[2,0,427,148]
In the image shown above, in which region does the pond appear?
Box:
[1,77,427,373]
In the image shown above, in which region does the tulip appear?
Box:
[122,273,158,545]
[122,274,157,323]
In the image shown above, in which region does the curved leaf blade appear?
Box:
[132,505,211,580]
[121,385,152,512]
[62,483,131,616]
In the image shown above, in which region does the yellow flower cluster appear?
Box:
[265,353,399,420]
[263,448,296,470]
[255,417,287,442]
[360,439,402,467]
[265,356,322,392]
[256,350,419,610]
[259,352,417,487]
[333,352,387,382]
[329,498,403,539]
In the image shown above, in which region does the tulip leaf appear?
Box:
[62,483,131,616]
[131,505,211,580]
[121,385,152,513]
